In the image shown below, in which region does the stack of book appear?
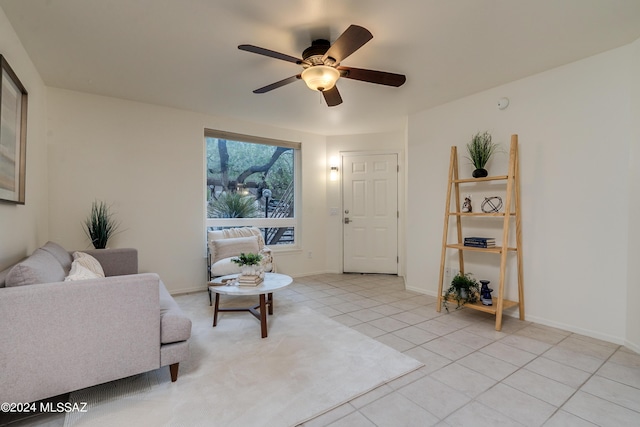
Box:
[237,274,264,286]
[464,237,496,248]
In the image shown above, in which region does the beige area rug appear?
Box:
[65,293,423,427]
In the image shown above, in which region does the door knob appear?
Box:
[344,217,351,224]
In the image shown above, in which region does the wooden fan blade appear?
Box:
[322,25,373,64]
[338,66,406,87]
[253,75,301,93]
[322,86,343,107]
[239,44,302,64]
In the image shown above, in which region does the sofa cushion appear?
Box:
[159,281,192,344]
[211,236,260,264]
[40,241,73,273]
[83,248,138,277]
[5,249,66,287]
[72,252,105,277]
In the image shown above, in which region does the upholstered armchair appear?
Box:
[207,226,274,280]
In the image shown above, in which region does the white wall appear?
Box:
[325,131,406,274]
[46,88,327,293]
[0,8,49,270]
[407,44,635,344]
[626,38,640,353]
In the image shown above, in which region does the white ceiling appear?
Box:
[2,0,640,136]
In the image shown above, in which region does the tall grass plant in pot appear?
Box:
[84,200,121,249]
[466,131,499,178]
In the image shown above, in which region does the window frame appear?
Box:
[204,129,301,249]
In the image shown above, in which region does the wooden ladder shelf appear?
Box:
[436,134,524,331]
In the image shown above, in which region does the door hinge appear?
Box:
[397,256,399,263]
[397,165,400,172]
[397,211,399,218]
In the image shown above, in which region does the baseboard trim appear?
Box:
[509,314,625,346]
[405,285,436,297]
[171,286,208,296]
[405,286,627,347]
[624,339,640,354]
[289,271,331,278]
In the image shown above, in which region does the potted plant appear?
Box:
[465,131,499,178]
[84,200,121,249]
[232,252,264,276]
[442,272,480,312]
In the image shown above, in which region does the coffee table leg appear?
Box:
[259,294,267,338]
[213,293,220,327]
[267,292,274,315]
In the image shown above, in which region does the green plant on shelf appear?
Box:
[442,272,480,312]
[465,131,500,175]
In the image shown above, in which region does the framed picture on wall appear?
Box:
[0,54,28,204]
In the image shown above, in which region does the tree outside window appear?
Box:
[205,134,298,246]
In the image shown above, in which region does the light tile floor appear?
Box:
[3,273,639,427]
[287,273,640,427]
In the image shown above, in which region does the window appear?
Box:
[205,129,300,246]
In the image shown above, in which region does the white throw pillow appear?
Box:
[210,258,243,277]
[72,251,105,277]
[65,261,101,281]
[212,236,260,264]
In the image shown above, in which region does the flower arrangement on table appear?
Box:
[231,252,265,285]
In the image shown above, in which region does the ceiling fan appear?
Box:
[238,25,406,107]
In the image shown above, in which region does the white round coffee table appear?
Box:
[208,273,293,338]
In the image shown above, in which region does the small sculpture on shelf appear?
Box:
[461,195,472,213]
[481,196,503,213]
[480,280,493,306]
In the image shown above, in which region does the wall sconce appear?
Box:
[329,165,339,182]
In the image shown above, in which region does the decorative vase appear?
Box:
[241,265,256,276]
[480,280,493,306]
[472,168,488,178]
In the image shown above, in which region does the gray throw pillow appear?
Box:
[5,248,66,287]
[40,241,73,272]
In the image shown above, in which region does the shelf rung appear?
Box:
[443,297,519,315]
[465,298,519,314]
[448,212,514,217]
[452,175,508,183]
[445,243,517,253]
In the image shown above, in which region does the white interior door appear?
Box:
[342,153,398,274]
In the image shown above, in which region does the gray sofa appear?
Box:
[0,242,192,404]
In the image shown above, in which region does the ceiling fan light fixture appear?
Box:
[239,25,406,105]
[301,65,340,92]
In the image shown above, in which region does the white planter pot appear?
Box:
[241,265,264,277]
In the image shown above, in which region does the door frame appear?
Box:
[339,149,405,277]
